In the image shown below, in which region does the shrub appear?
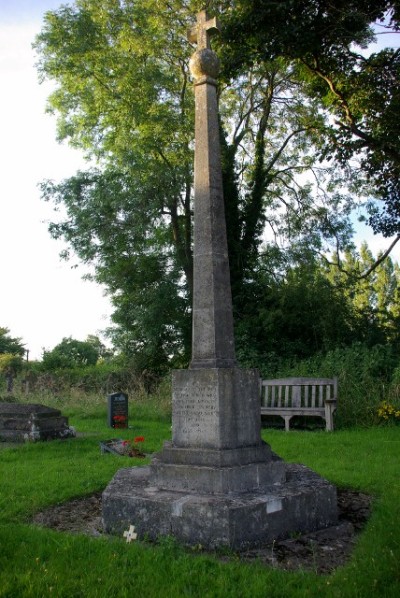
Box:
[377,400,400,423]
[254,343,400,428]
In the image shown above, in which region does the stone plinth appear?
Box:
[0,402,75,442]
[102,368,338,549]
[151,368,285,494]
[172,368,262,449]
[102,462,337,550]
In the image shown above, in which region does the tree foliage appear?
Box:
[35,0,197,368]
[41,336,100,369]
[0,354,24,376]
[0,327,25,356]
[35,0,399,371]
[220,0,400,237]
[324,242,400,343]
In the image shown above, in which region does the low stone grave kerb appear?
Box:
[100,438,145,458]
[0,402,75,442]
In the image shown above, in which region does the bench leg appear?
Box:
[325,405,335,431]
[284,416,291,432]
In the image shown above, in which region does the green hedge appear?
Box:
[252,343,400,427]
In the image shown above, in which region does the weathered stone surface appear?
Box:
[102,9,338,550]
[0,403,59,415]
[149,367,287,493]
[102,464,337,550]
[190,47,235,370]
[150,458,285,494]
[33,489,371,574]
[189,48,220,80]
[171,368,261,449]
[157,442,278,467]
[0,402,75,442]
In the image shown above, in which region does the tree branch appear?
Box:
[320,235,400,280]
[264,128,309,175]
[358,235,400,279]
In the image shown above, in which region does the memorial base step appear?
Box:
[102,463,337,550]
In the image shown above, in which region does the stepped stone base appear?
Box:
[150,442,286,494]
[0,402,75,442]
[102,462,337,550]
[103,367,337,549]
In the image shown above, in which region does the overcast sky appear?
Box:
[0,0,113,360]
[0,2,399,360]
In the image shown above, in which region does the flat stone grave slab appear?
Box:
[0,402,75,442]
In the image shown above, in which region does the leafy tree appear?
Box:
[35,0,197,367]
[235,250,364,369]
[218,57,355,296]
[324,242,400,345]
[375,253,399,335]
[0,328,25,392]
[85,334,114,360]
[41,337,100,370]
[0,354,24,393]
[35,0,360,370]
[220,0,400,240]
[0,327,25,356]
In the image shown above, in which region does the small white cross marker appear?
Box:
[123,524,138,543]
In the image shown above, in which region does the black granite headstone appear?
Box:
[107,392,128,428]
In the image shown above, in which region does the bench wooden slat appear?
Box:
[293,385,301,408]
[284,385,289,407]
[303,385,308,408]
[261,407,326,416]
[318,385,323,407]
[261,378,335,386]
[260,376,337,431]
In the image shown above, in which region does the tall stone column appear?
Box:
[188,11,236,369]
[168,11,263,452]
[102,10,338,550]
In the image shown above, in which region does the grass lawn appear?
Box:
[0,400,399,597]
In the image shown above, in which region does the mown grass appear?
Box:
[1,393,399,597]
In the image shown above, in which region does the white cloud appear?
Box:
[0,18,113,360]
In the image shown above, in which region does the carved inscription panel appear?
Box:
[172,373,219,447]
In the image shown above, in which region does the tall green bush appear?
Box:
[256,343,400,427]
[25,357,163,398]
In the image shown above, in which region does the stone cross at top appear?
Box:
[188,9,220,50]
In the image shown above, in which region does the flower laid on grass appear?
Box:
[121,437,146,457]
[100,437,147,457]
[377,401,400,422]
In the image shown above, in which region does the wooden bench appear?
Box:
[260,377,337,431]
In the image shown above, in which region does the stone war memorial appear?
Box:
[102,10,338,549]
